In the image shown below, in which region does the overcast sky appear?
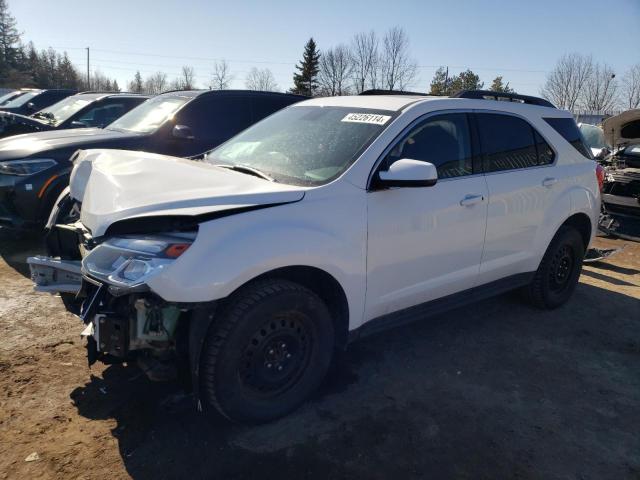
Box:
[10,0,640,94]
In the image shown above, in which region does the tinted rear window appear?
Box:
[477,113,541,171]
[544,117,592,158]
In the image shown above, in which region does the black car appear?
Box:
[0,89,305,230]
[0,89,76,115]
[0,92,149,139]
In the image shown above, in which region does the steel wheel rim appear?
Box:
[239,312,313,397]
[549,244,575,293]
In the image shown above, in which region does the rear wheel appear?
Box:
[524,226,585,309]
[200,279,334,423]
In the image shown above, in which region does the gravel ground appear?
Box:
[0,231,638,480]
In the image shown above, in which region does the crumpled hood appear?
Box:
[74,149,306,237]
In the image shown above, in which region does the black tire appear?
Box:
[524,226,585,309]
[200,279,334,423]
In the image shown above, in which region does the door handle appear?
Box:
[460,194,484,207]
[542,177,558,187]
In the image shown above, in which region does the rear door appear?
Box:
[474,112,560,285]
[365,112,489,320]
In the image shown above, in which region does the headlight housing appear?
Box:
[0,158,57,176]
[82,235,193,290]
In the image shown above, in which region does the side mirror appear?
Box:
[70,120,88,128]
[172,124,194,140]
[26,102,36,112]
[377,159,438,187]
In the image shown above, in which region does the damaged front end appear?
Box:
[599,165,640,242]
[29,224,209,393]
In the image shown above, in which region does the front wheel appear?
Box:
[524,226,585,309]
[200,279,334,423]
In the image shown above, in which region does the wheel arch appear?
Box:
[228,265,351,350]
[561,212,592,251]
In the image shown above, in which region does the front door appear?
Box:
[365,112,489,322]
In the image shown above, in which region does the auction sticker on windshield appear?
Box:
[341,113,391,125]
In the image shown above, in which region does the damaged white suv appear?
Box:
[30,91,600,422]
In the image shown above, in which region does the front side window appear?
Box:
[76,103,127,127]
[477,113,550,172]
[177,96,252,143]
[107,95,191,134]
[544,117,591,158]
[383,113,473,179]
[205,106,394,186]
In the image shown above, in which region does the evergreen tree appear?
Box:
[490,75,514,93]
[129,71,144,93]
[0,0,22,85]
[429,66,451,95]
[112,79,120,92]
[450,69,484,93]
[291,38,320,96]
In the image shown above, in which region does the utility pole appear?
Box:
[86,47,90,90]
[444,66,449,95]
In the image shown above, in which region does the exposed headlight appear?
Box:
[0,158,57,176]
[82,235,193,289]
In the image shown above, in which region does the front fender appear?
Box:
[147,189,367,329]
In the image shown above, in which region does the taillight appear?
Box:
[595,164,605,192]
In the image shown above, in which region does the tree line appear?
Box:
[541,53,640,112]
[0,0,120,91]
[1,0,639,112]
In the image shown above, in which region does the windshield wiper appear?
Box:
[31,111,55,123]
[214,164,275,182]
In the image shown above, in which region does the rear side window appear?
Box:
[477,113,547,172]
[544,117,592,158]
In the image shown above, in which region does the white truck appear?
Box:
[29,90,601,422]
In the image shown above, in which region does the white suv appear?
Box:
[30,90,600,423]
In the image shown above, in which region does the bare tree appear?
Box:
[211,59,233,90]
[351,31,379,93]
[622,64,640,109]
[245,67,278,91]
[318,44,353,96]
[180,65,196,90]
[581,62,617,112]
[540,53,593,110]
[379,26,417,91]
[144,71,168,94]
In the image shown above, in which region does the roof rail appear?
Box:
[359,89,429,96]
[452,90,556,108]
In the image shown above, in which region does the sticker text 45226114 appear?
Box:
[341,113,391,125]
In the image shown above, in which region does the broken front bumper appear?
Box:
[28,256,82,294]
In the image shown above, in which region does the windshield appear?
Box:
[1,90,40,108]
[579,123,609,150]
[0,91,20,105]
[205,106,395,186]
[34,95,95,125]
[107,95,191,134]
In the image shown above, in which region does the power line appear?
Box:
[54,45,549,75]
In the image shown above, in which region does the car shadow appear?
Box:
[69,282,640,480]
[0,228,45,278]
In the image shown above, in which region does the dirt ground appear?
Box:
[0,231,638,480]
